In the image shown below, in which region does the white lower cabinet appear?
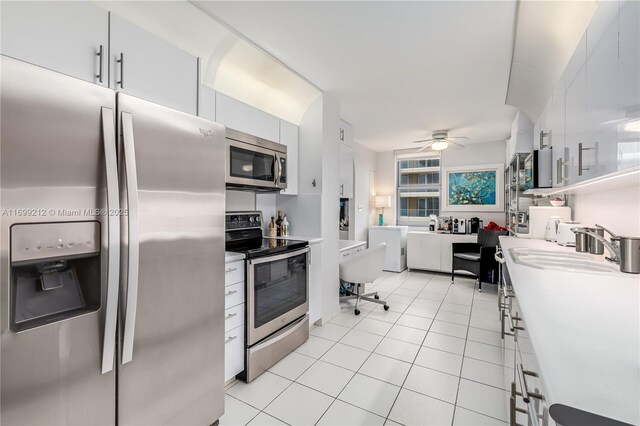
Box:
[407,232,477,273]
[225,258,246,382]
[500,266,555,426]
[339,243,365,263]
[224,325,245,382]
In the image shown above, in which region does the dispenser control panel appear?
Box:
[11,222,100,264]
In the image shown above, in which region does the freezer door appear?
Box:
[116,93,225,425]
[0,56,117,424]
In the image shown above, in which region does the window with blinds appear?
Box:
[397,155,441,225]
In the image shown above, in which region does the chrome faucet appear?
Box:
[571,226,621,264]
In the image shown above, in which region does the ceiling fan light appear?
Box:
[431,140,449,151]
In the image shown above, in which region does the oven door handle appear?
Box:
[249,246,310,265]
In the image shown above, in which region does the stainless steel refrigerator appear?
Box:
[0,55,225,425]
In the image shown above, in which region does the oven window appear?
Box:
[253,252,307,328]
[230,146,275,182]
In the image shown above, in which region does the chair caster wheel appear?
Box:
[374,294,380,300]
[383,305,390,311]
[354,309,361,316]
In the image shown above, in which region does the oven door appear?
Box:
[247,247,309,345]
[227,139,277,188]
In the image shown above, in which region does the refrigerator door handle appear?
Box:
[121,111,140,365]
[101,107,120,374]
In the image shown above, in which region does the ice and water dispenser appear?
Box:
[10,222,102,332]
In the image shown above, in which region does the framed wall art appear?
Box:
[443,163,504,212]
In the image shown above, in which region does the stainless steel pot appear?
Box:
[619,237,640,274]
[574,230,589,253]
[588,227,605,255]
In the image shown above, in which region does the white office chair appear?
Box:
[339,243,390,315]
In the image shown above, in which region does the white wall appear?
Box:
[569,185,640,236]
[441,140,507,226]
[353,142,377,241]
[375,151,397,226]
[319,94,341,322]
[374,140,507,227]
[226,190,255,211]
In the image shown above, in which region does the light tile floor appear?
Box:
[222,270,514,426]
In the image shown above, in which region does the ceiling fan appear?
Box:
[412,130,470,152]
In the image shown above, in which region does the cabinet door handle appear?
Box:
[340,184,344,196]
[539,130,548,149]
[117,53,124,88]
[96,45,104,83]
[510,382,528,426]
[225,335,237,344]
[509,311,525,333]
[556,157,569,184]
[578,142,594,176]
[225,290,238,297]
[340,128,344,141]
[225,267,238,273]
[517,364,543,402]
[225,312,237,320]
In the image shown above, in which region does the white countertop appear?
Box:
[339,239,366,252]
[499,236,639,425]
[265,235,324,245]
[225,252,245,263]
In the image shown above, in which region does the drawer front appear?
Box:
[224,324,245,382]
[224,303,244,332]
[225,260,244,286]
[224,282,245,310]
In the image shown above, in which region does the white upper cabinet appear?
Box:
[215,93,280,142]
[617,0,640,171]
[586,1,619,177]
[339,120,354,148]
[535,99,552,150]
[564,33,587,184]
[280,120,299,195]
[339,144,354,199]
[0,1,108,86]
[109,14,198,115]
[198,86,216,121]
[551,74,567,187]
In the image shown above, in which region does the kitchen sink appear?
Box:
[508,248,619,274]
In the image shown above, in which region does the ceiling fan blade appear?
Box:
[412,138,435,144]
[449,140,466,149]
[447,136,470,140]
[414,141,434,152]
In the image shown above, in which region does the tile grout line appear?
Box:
[449,278,479,425]
[314,270,417,425]
[382,272,454,425]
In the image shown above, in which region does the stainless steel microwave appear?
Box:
[226,128,287,191]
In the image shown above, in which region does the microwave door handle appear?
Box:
[276,154,282,184]
[100,107,120,374]
[121,111,140,365]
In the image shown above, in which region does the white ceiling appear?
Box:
[196,1,519,152]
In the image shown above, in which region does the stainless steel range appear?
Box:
[225,211,309,382]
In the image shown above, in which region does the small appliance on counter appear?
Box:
[524,149,553,189]
[469,217,482,234]
[557,221,583,246]
[452,218,466,234]
[544,216,563,242]
[528,206,572,239]
[225,211,310,382]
